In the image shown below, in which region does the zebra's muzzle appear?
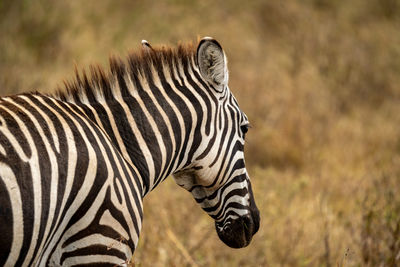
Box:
[215,208,260,248]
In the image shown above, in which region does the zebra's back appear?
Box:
[0,93,142,266]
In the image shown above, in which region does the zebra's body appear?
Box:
[0,38,260,266]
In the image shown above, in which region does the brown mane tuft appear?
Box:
[52,41,196,103]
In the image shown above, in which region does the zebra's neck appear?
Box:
[52,44,208,196]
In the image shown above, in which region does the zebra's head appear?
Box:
[173,38,260,248]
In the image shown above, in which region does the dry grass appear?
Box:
[1,0,399,266]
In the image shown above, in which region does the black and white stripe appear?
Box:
[0,37,259,266]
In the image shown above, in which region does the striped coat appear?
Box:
[0,38,259,266]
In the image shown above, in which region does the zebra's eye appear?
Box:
[240,124,249,135]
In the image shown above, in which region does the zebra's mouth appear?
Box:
[215,210,260,248]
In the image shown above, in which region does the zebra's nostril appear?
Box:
[242,215,253,241]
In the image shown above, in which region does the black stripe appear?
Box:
[202,188,248,214]
[0,171,13,266]
[168,57,193,174]
[63,187,135,253]
[9,97,54,266]
[146,74,175,185]
[194,174,246,203]
[27,95,70,255]
[206,105,238,188]
[43,99,91,263]
[0,106,34,266]
[60,244,126,265]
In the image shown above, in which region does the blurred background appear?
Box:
[1,0,400,266]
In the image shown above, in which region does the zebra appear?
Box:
[0,37,260,266]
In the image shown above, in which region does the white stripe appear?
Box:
[0,104,43,266]
[0,142,6,155]
[71,98,143,249]
[33,95,79,262]
[62,233,130,253]
[7,97,60,264]
[20,96,61,154]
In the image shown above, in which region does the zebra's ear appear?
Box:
[196,37,228,92]
[141,40,153,51]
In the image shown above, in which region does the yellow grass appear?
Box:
[1,0,399,266]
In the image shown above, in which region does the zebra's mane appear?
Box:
[52,42,196,104]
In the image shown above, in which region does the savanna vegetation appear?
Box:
[1,0,399,266]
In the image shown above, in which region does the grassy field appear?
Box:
[1,0,400,266]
